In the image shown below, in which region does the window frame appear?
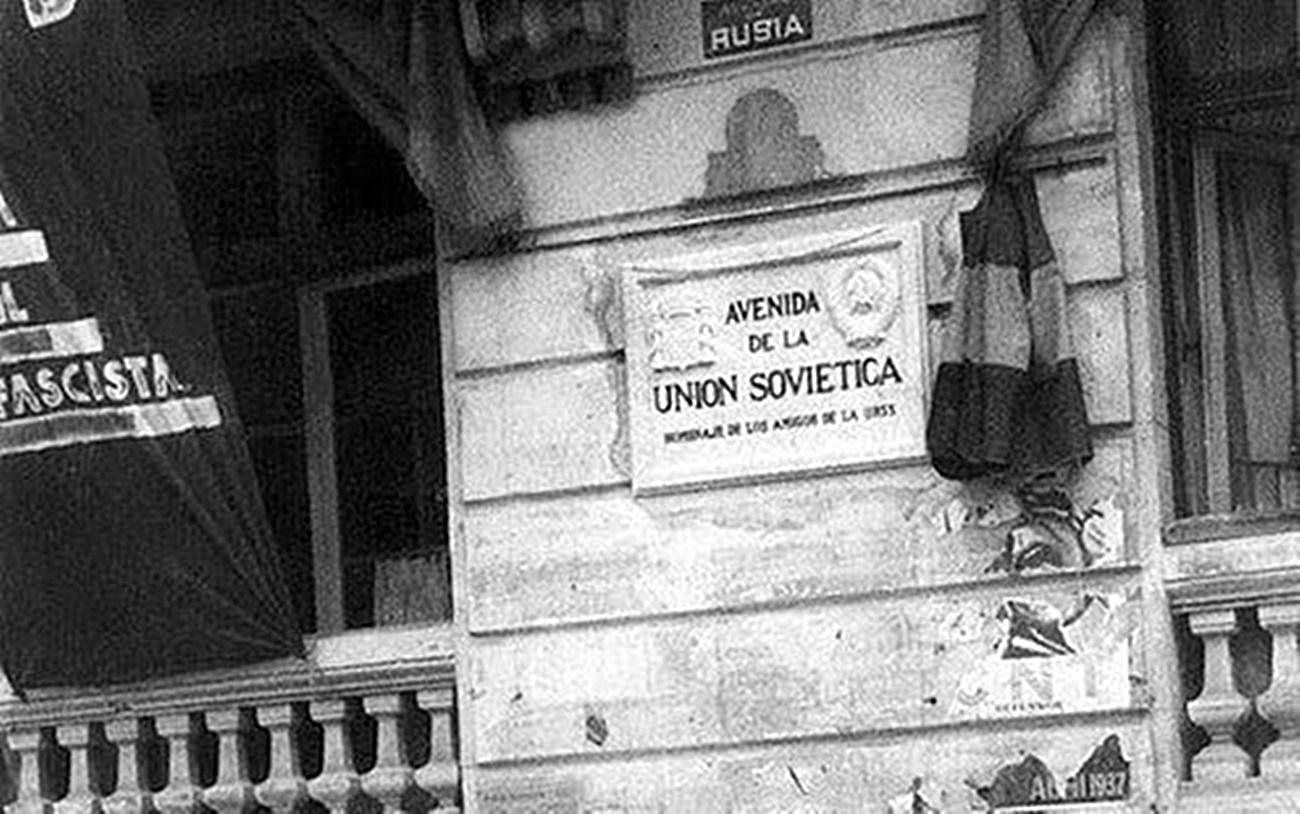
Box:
[299,258,448,634]
[1180,131,1300,516]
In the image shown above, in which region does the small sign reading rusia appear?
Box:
[702,0,812,60]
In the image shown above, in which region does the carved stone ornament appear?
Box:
[703,88,825,198]
[647,298,717,372]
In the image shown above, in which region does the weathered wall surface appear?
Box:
[448,0,1161,809]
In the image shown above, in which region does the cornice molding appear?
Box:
[1167,568,1300,614]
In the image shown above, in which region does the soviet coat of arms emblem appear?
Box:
[820,253,901,349]
[25,0,78,29]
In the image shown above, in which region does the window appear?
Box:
[209,266,450,634]
[1152,0,1299,518]
[1185,136,1299,514]
[1164,132,1300,516]
[1159,114,1300,517]
[210,282,315,630]
[163,63,450,633]
[302,268,450,632]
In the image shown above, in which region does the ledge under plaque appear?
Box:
[622,222,928,493]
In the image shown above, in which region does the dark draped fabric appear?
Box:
[926,177,1092,481]
[967,0,1098,167]
[290,0,524,257]
[0,0,303,691]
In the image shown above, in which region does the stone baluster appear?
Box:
[305,700,360,814]
[360,695,413,814]
[1186,608,1252,781]
[153,714,200,814]
[7,728,48,814]
[51,724,99,814]
[413,690,459,812]
[201,709,255,814]
[102,719,149,814]
[253,705,307,814]
[1257,602,1300,778]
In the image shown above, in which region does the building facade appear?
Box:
[1,0,1297,812]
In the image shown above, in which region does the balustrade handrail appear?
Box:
[1164,517,1300,615]
[1172,586,1300,788]
[0,628,462,814]
[0,636,455,729]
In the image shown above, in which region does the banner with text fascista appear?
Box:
[0,0,303,691]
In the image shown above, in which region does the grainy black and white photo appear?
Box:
[0,0,1294,810]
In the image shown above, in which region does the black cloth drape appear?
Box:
[926,177,1092,481]
[460,0,633,121]
[290,0,524,257]
[0,0,303,691]
[967,0,1098,167]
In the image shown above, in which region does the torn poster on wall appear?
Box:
[932,589,1137,720]
[918,474,1127,581]
[965,733,1131,808]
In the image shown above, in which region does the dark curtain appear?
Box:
[461,0,633,121]
[290,0,524,257]
[0,0,303,691]
[967,0,1098,168]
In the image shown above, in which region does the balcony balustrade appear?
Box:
[1171,559,1300,812]
[0,648,458,814]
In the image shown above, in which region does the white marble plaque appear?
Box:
[623,222,928,492]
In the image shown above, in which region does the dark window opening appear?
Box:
[161,101,280,244]
[161,63,450,634]
[210,287,313,632]
[319,102,426,223]
[328,273,448,629]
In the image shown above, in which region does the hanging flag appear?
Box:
[926,177,1092,482]
[966,0,1098,167]
[0,0,303,690]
